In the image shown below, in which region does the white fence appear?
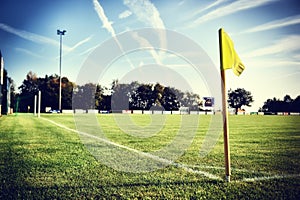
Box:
[118,110,216,115]
[62,109,300,116]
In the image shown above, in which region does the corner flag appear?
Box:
[219,28,245,76]
[218,28,246,182]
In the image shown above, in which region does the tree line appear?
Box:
[17,72,202,112]
[259,95,300,113]
[12,71,300,113]
[17,72,74,112]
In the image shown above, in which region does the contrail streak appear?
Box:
[93,0,135,69]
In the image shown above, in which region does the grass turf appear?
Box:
[0,114,299,199]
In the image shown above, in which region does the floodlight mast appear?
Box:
[57,29,66,112]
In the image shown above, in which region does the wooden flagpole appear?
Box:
[218,28,231,182]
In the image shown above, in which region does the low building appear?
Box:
[0,50,11,115]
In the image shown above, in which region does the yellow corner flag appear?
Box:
[219,28,245,76]
[218,28,247,182]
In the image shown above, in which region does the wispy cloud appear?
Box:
[119,10,132,19]
[92,0,115,36]
[123,0,166,64]
[244,35,300,58]
[15,47,45,59]
[0,22,89,54]
[130,31,162,65]
[245,58,300,69]
[68,35,93,52]
[271,71,300,80]
[93,0,135,68]
[0,23,58,46]
[189,0,278,27]
[124,0,165,29]
[243,14,300,33]
[193,0,227,17]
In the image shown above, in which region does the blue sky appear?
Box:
[0,0,299,111]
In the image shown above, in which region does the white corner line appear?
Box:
[40,116,222,180]
[241,174,300,182]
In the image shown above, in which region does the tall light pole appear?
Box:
[57,29,66,112]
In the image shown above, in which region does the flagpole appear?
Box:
[219,28,231,182]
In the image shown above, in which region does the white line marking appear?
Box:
[40,117,300,182]
[185,164,272,174]
[40,117,221,180]
[242,174,300,182]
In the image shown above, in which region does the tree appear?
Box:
[261,95,300,113]
[72,80,202,112]
[152,83,164,107]
[283,95,293,103]
[283,95,293,112]
[41,74,59,111]
[73,83,97,110]
[292,95,300,112]
[95,84,104,110]
[18,71,39,95]
[131,84,154,110]
[129,83,184,111]
[8,77,16,111]
[161,87,180,111]
[228,88,254,114]
[18,72,75,112]
[128,82,201,111]
[61,77,74,109]
[179,91,201,111]
[95,84,112,111]
[18,71,39,112]
[262,98,278,113]
[111,81,139,111]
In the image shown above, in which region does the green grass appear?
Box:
[0,114,299,199]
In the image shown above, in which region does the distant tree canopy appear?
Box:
[260,95,300,113]
[16,72,300,114]
[17,72,74,112]
[227,88,254,114]
[16,72,202,112]
[110,81,194,111]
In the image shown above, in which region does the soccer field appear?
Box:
[0,114,299,199]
